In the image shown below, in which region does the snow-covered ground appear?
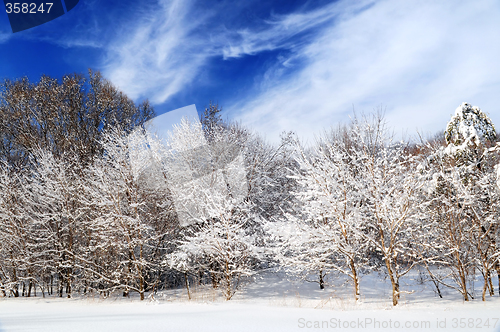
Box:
[1,270,499,332]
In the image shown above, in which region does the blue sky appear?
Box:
[1,0,500,144]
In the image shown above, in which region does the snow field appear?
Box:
[1,270,499,332]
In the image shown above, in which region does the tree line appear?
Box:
[0,71,499,306]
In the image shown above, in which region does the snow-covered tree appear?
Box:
[172,202,262,300]
[0,163,36,297]
[444,102,496,170]
[243,132,298,222]
[422,156,478,301]
[272,113,426,306]
[164,118,263,300]
[271,130,368,299]
[27,149,92,298]
[361,143,425,306]
[0,71,154,168]
[86,128,167,300]
[422,102,499,301]
[345,113,427,306]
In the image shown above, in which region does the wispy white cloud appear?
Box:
[101,0,342,104]
[5,0,115,49]
[229,0,500,143]
[102,0,205,103]
[100,0,500,144]
[0,15,12,43]
[219,1,350,59]
[0,33,10,44]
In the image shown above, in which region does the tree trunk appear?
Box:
[391,277,400,306]
[497,268,500,296]
[140,280,145,301]
[211,272,219,289]
[350,259,360,300]
[459,267,469,301]
[27,280,32,298]
[224,260,233,300]
[139,244,144,301]
[58,275,63,298]
[319,270,325,290]
[488,274,494,296]
[385,259,399,306]
[12,285,19,298]
[184,272,191,300]
[482,273,488,301]
[425,264,443,298]
[66,277,71,298]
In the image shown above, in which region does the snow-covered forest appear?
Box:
[0,73,499,307]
